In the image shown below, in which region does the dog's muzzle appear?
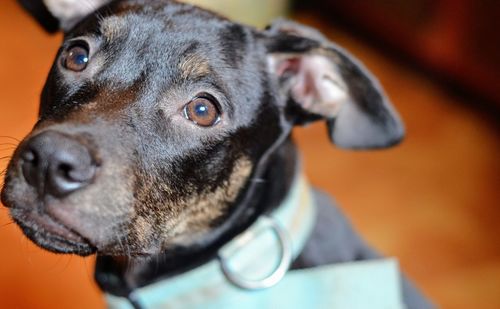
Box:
[1,130,99,255]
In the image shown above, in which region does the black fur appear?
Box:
[1,1,430,308]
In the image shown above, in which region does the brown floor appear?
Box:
[0,1,499,308]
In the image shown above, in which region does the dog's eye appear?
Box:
[183,96,221,127]
[62,44,90,72]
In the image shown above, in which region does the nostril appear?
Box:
[21,148,40,187]
[47,151,96,198]
[56,163,73,179]
[48,162,93,197]
[21,149,37,164]
[54,161,95,183]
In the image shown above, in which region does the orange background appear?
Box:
[0,1,499,308]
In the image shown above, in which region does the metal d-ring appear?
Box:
[217,216,293,290]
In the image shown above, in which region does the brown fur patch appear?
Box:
[128,156,253,253]
[100,16,127,42]
[167,156,253,244]
[63,81,141,125]
[179,53,212,80]
[132,216,153,245]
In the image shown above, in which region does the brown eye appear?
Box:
[62,44,89,72]
[183,96,221,127]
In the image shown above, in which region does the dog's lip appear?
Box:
[12,208,92,245]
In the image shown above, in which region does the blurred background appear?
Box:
[0,0,498,308]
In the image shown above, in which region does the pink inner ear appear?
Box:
[273,55,350,118]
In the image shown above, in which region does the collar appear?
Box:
[108,170,316,308]
[106,172,405,309]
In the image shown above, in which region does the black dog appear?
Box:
[2,0,432,308]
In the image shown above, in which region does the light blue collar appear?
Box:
[106,173,404,309]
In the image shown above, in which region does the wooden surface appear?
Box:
[0,1,499,308]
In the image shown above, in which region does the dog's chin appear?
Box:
[10,210,97,256]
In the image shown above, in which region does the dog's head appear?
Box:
[1,0,404,257]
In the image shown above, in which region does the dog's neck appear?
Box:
[95,139,299,296]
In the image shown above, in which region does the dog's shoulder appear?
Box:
[292,189,379,269]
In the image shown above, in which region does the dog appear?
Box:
[2,0,433,308]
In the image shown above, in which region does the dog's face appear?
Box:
[2,0,404,257]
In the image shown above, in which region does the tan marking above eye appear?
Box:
[179,53,211,80]
[101,16,127,42]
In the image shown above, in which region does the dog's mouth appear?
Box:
[10,208,97,255]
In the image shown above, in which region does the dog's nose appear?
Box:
[20,131,97,198]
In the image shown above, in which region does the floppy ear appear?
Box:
[264,19,405,150]
[17,0,112,33]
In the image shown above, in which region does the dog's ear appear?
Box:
[17,0,112,33]
[264,19,404,149]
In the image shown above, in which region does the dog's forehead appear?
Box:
[66,1,237,59]
[55,1,268,128]
[86,3,248,77]
[95,1,233,45]
[97,11,219,52]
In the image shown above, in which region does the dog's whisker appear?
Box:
[115,231,127,257]
[95,10,105,24]
[0,221,15,229]
[125,234,132,261]
[0,156,12,162]
[83,258,96,285]
[0,136,20,143]
[0,148,16,152]
[0,143,17,147]
[43,253,63,272]
[62,255,73,273]
[90,0,114,26]
[127,254,134,273]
